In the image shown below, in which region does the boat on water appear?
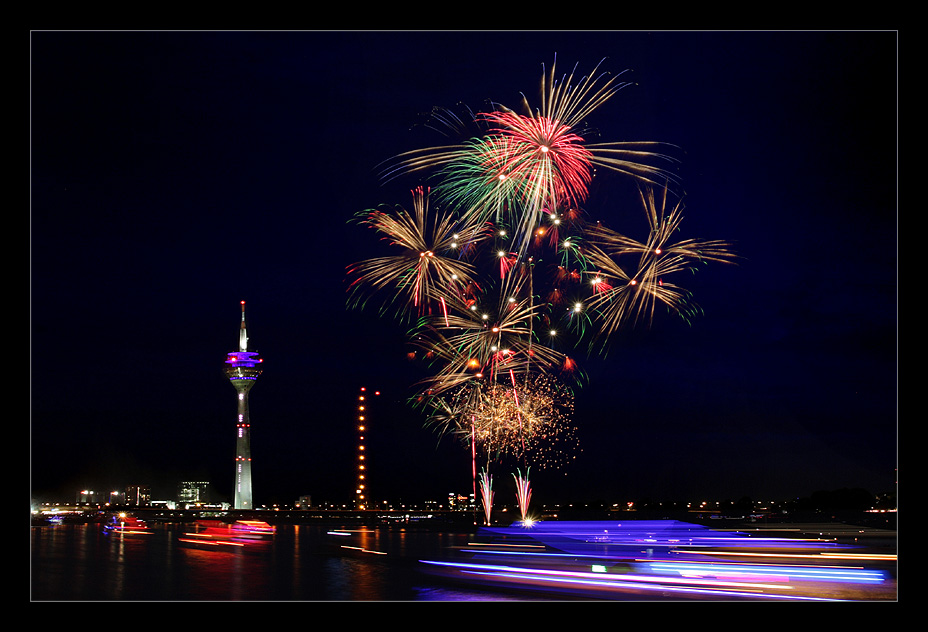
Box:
[419,520,897,601]
[102,513,153,535]
[177,519,275,550]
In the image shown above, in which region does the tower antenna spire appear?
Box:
[239,300,248,352]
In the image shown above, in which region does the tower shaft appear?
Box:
[232,380,254,510]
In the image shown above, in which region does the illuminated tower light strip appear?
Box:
[356,387,379,510]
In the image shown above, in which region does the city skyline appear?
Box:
[30,30,897,507]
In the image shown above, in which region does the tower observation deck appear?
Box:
[223,301,262,510]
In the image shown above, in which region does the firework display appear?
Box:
[347,58,733,490]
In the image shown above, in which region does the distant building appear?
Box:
[296,495,312,509]
[178,481,210,505]
[125,485,151,506]
[448,492,472,511]
[76,489,104,504]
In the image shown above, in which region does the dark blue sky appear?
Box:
[30,30,897,506]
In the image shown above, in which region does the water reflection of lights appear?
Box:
[326,528,389,556]
[419,520,896,601]
[341,545,388,555]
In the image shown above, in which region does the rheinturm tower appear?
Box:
[224,301,262,510]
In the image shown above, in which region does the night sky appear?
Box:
[30,30,897,507]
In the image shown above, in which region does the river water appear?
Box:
[32,519,898,602]
[30,522,538,601]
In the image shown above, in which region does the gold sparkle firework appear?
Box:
[347,186,491,321]
[422,372,579,471]
[581,186,735,336]
[409,263,572,397]
[467,373,579,470]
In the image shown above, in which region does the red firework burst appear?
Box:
[480,110,594,211]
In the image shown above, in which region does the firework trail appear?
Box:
[513,467,532,522]
[479,469,494,526]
